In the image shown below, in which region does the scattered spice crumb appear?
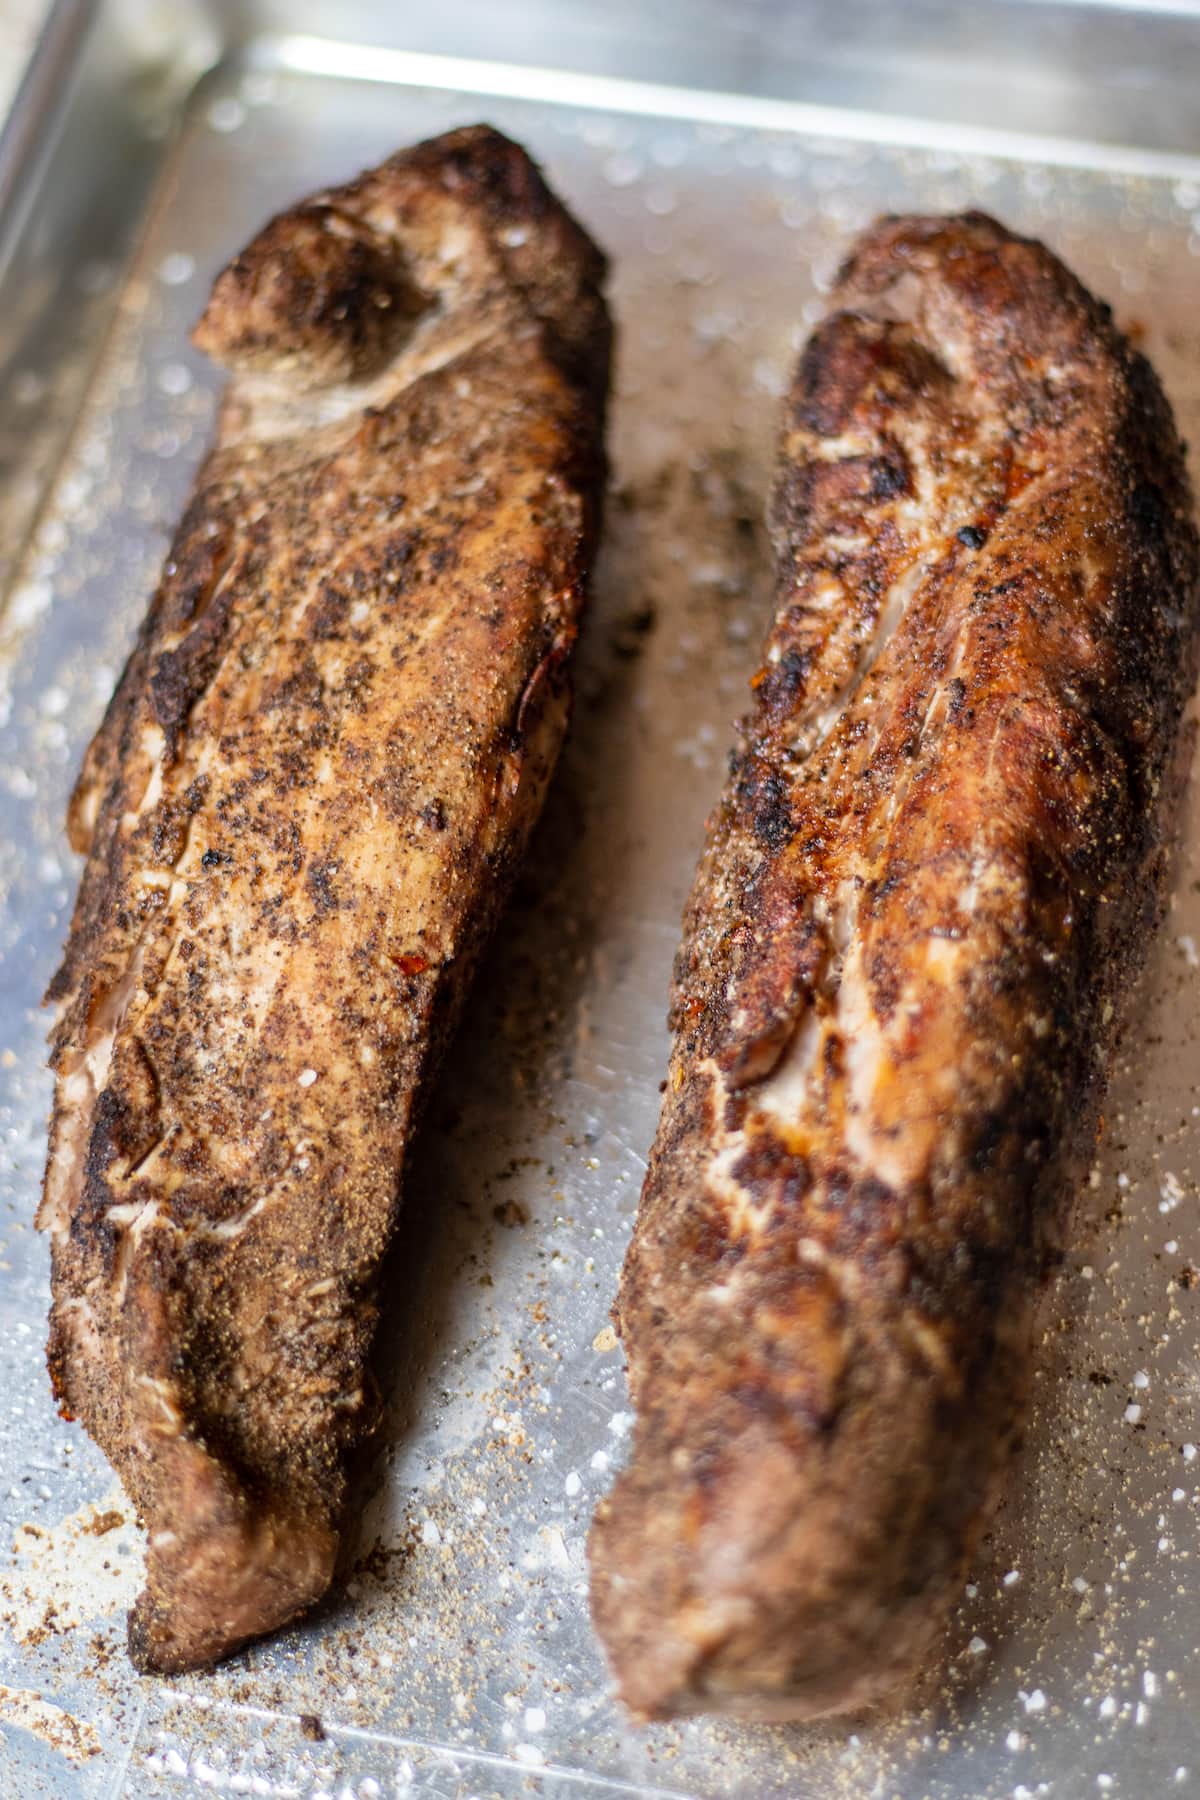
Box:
[82,1510,124,1538]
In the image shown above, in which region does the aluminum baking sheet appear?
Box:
[4,20,1200,1800]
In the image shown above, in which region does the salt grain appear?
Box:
[1160,1172,1184,1212]
[158,252,195,286]
[208,97,247,133]
[297,1068,317,1087]
[157,362,193,397]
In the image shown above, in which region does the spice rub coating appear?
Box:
[40,125,610,1674]
[588,212,1199,1721]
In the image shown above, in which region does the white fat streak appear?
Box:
[85,947,145,1090]
[204,1195,268,1241]
[836,933,898,1180]
[156,548,239,658]
[112,1169,305,1250]
[46,721,176,1240]
[136,1374,184,1431]
[861,553,930,681]
[818,885,856,956]
[119,723,167,829]
[74,784,102,843]
[697,1058,779,1242]
[50,681,301,1256]
[784,427,875,463]
[798,390,965,762]
[750,883,854,1127]
[710,407,1020,1202]
[53,1293,105,1371]
[109,1198,161,1308]
[750,938,900,1184]
[134,752,164,818]
[805,570,847,614]
[40,1080,90,1238]
[749,1006,825,1131]
[820,531,871,557]
[748,878,910,1190]
[922,935,966,974]
[102,1185,290,1321]
[106,1199,158,1229]
[799,551,933,756]
[40,946,147,1241]
[705,1137,779,1240]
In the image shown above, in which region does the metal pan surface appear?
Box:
[2,9,1200,1796]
